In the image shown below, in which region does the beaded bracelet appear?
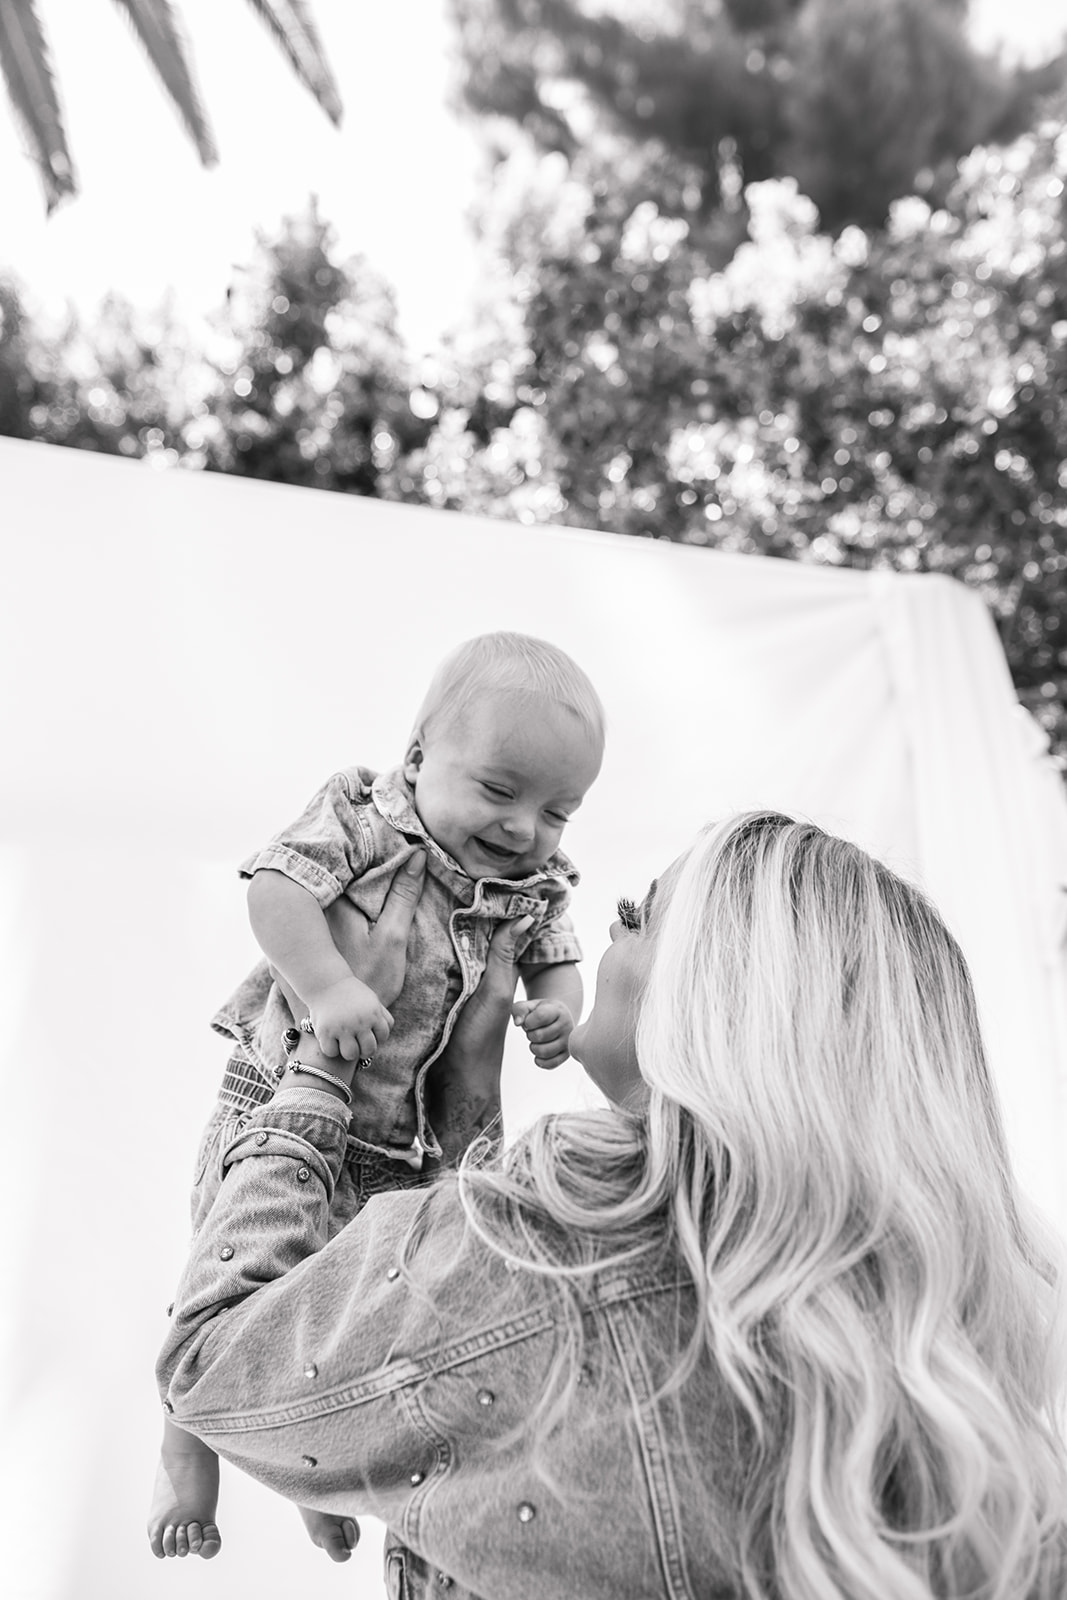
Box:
[287,1058,353,1106]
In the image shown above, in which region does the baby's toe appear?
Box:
[304,1511,358,1561]
[186,1520,221,1559]
[321,1523,354,1562]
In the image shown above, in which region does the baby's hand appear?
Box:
[304,976,392,1062]
[511,999,573,1071]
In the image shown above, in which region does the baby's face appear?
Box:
[404,694,601,880]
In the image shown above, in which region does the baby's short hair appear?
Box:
[414,632,605,752]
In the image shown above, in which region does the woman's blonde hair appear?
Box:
[458,812,1067,1599]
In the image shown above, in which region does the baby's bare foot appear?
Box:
[147,1435,222,1559]
[299,1504,359,1562]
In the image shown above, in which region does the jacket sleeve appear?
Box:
[155,1085,446,1517]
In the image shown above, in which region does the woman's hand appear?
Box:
[273,851,427,1073]
[324,849,426,1008]
[424,915,533,1165]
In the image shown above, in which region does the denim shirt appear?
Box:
[157,1087,747,1600]
[212,767,582,1164]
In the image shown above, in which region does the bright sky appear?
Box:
[0,0,1063,354]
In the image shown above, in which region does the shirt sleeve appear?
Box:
[520,899,583,967]
[238,770,370,907]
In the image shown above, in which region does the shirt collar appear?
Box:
[372,768,579,889]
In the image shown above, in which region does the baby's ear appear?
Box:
[402,734,425,784]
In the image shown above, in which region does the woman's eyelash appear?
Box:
[616,896,641,930]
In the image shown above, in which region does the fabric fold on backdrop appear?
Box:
[3,435,1066,1600]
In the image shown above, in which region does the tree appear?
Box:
[0,276,197,455]
[199,204,435,497]
[410,106,1067,760]
[0,0,341,210]
[448,0,1066,231]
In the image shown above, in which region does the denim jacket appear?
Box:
[212,767,581,1164]
[157,1087,746,1600]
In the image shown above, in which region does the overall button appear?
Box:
[517,1502,536,1523]
[304,1362,318,1379]
[302,1455,318,1467]
[386,1266,401,1281]
[410,1470,425,1486]
[296,1166,311,1182]
[476,1389,495,1407]
[255,1131,268,1145]
[219,1245,234,1261]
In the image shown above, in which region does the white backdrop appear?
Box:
[2,435,1066,1600]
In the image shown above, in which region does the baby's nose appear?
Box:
[503,810,536,844]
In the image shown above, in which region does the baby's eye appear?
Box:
[481,782,510,799]
[546,811,569,825]
[616,896,641,931]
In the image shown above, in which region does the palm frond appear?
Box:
[244,0,343,125]
[111,0,218,166]
[0,0,76,210]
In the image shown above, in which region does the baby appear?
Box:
[148,630,605,1562]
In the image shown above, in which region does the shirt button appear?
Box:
[410,1470,425,1486]
[437,1576,453,1588]
[162,1399,174,1414]
[219,1245,234,1261]
[304,1363,318,1379]
[517,1502,536,1523]
[302,1455,318,1467]
[476,1389,494,1407]
[297,1166,311,1182]
[255,1131,268,1146]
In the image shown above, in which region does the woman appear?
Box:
[157,812,1067,1599]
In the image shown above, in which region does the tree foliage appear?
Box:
[403,112,1067,759]
[3,20,1067,767]
[0,279,189,456]
[196,205,434,494]
[448,0,1066,231]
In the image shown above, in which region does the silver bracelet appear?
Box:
[287,1059,353,1106]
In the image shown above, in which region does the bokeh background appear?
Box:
[3,4,1067,1599]
[3,0,1067,763]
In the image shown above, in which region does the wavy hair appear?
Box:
[458,813,1067,1599]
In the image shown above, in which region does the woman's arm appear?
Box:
[158,905,531,1428]
[424,913,533,1164]
[156,1087,438,1519]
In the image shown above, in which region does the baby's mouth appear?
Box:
[473,837,517,863]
